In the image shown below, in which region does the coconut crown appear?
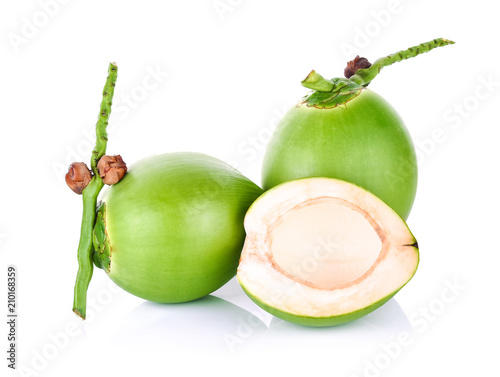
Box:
[300,38,454,109]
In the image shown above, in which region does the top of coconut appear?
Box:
[299,38,454,109]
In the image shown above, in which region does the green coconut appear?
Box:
[69,64,262,319]
[93,152,263,303]
[262,38,454,220]
[237,177,419,327]
[263,89,416,219]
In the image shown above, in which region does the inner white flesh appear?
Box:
[271,203,382,289]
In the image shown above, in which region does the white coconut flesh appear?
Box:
[237,178,419,318]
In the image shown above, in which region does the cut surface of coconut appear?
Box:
[237,177,419,327]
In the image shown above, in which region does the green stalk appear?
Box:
[349,38,455,86]
[73,63,118,319]
[300,38,454,109]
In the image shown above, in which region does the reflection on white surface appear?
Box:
[110,295,268,350]
[264,298,412,347]
[109,276,412,362]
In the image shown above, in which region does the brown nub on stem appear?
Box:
[66,162,93,194]
[344,56,372,78]
[97,155,127,185]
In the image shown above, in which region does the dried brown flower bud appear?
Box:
[97,155,127,185]
[66,162,93,194]
[344,56,372,79]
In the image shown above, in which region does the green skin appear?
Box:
[240,284,395,327]
[262,38,454,220]
[94,152,263,303]
[262,89,417,220]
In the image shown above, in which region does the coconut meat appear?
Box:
[270,201,382,290]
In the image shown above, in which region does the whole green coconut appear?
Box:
[262,38,454,220]
[93,152,263,303]
[262,89,416,219]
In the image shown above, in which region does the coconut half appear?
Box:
[237,178,419,327]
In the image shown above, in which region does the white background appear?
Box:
[1,1,499,376]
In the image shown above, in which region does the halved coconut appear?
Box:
[237,178,419,327]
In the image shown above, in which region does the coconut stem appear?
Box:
[73,63,118,319]
[349,38,454,86]
[302,38,454,92]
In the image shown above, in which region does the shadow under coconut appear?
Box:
[110,295,268,351]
